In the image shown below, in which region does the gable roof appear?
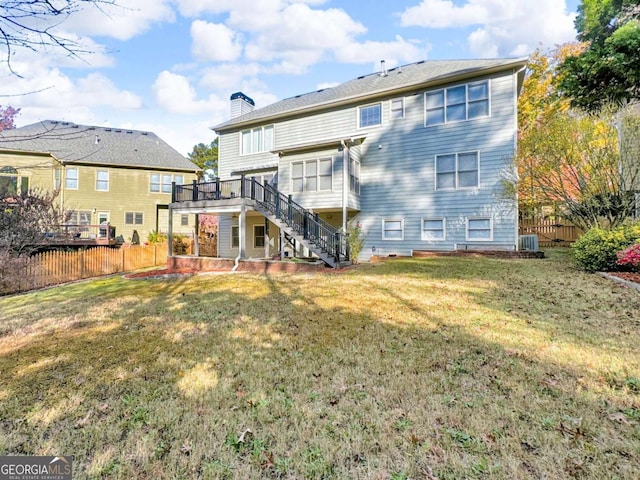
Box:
[0,120,200,172]
[214,57,527,132]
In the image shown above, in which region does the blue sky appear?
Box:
[1,0,580,155]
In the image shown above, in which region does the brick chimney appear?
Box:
[230,92,255,118]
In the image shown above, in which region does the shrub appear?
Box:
[617,244,640,271]
[347,222,365,264]
[572,223,640,272]
[147,230,167,244]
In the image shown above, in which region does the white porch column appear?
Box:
[239,204,246,259]
[167,208,174,256]
[264,219,270,259]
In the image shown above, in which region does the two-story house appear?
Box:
[169,58,526,265]
[0,120,200,242]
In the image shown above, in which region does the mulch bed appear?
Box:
[125,268,198,279]
[608,272,640,284]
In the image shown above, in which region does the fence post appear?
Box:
[287,195,293,224]
[79,249,85,279]
[251,176,256,200]
[192,179,198,202]
[215,177,220,200]
[122,247,126,273]
[171,181,176,203]
[240,175,246,198]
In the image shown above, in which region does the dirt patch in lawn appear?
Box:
[124,268,198,279]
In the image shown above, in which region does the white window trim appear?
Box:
[253,224,265,249]
[96,169,109,192]
[150,173,182,194]
[434,151,480,191]
[358,102,383,129]
[240,125,275,156]
[466,217,494,242]
[421,217,446,241]
[231,225,239,249]
[382,218,404,241]
[97,211,110,224]
[391,97,405,119]
[424,79,491,127]
[65,167,79,190]
[291,158,333,193]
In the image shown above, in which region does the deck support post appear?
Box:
[239,204,246,259]
[264,218,270,259]
[168,208,174,256]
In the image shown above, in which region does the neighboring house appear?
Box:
[169,58,527,264]
[0,121,200,242]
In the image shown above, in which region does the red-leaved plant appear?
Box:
[617,244,640,271]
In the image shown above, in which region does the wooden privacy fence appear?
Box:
[519,219,581,247]
[5,243,168,295]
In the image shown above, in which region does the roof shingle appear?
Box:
[0,120,199,172]
[213,58,527,131]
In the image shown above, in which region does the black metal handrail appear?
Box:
[172,176,349,263]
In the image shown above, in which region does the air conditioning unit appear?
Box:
[519,234,539,251]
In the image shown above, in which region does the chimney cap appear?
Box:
[230,92,255,106]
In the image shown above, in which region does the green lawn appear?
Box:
[1,250,639,479]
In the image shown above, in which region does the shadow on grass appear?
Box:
[0,254,639,479]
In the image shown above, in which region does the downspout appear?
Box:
[341,139,350,233]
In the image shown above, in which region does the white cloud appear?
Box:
[152,71,226,115]
[190,21,243,62]
[399,0,576,57]
[199,63,263,91]
[60,0,175,41]
[335,35,426,67]
[243,3,367,70]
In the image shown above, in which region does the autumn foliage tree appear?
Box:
[0,105,20,131]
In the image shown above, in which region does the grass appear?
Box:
[1,249,639,479]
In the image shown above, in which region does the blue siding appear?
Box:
[216,68,519,261]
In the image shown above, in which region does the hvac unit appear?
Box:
[519,234,539,251]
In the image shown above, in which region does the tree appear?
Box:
[0,189,68,256]
[1,0,117,75]
[188,139,218,180]
[516,44,585,217]
[517,105,639,230]
[0,105,20,131]
[558,0,640,110]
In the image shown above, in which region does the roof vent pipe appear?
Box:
[380,60,387,77]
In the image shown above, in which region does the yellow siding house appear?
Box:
[0,121,200,242]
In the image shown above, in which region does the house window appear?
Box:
[466,217,493,241]
[0,166,18,196]
[435,152,479,190]
[359,103,382,128]
[291,158,332,193]
[391,98,404,119]
[150,174,183,193]
[241,125,274,155]
[68,210,91,227]
[96,170,109,191]
[422,218,445,240]
[382,218,404,241]
[66,167,78,189]
[254,225,265,248]
[181,214,189,226]
[425,80,489,126]
[349,158,360,194]
[231,225,239,248]
[125,212,144,225]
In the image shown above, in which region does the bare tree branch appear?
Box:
[1,0,118,76]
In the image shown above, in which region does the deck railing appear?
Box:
[172,177,349,263]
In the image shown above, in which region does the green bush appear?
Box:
[572,223,640,272]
